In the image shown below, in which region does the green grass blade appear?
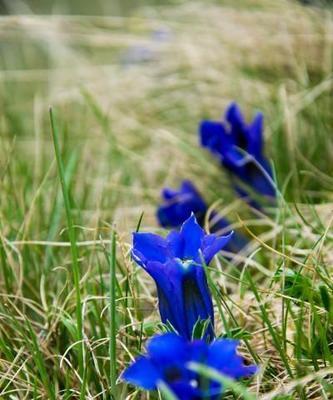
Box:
[49,108,84,378]
[158,381,179,400]
[26,318,56,400]
[109,230,117,398]
[245,269,294,378]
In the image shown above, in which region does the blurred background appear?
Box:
[0,0,332,15]
[0,0,332,233]
[0,0,177,15]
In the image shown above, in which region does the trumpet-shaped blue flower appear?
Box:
[132,214,232,341]
[156,180,248,253]
[199,102,275,201]
[122,333,257,399]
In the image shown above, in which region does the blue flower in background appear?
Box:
[122,332,257,399]
[157,180,207,228]
[157,180,248,253]
[200,102,276,202]
[132,214,232,341]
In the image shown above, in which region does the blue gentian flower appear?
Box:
[199,102,275,201]
[156,180,248,253]
[122,332,257,399]
[157,180,207,228]
[132,214,232,341]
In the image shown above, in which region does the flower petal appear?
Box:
[224,146,249,167]
[183,264,215,341]
[188,339,209,361]
[179,214,205,261]
[166,230,184,258]
[162,187,180,200]
[201,232,234,264]
[122,356,161,390]
[157,180,207,228]
[145,259,189,337]
[247,159,275,197]
[199,120,233,158]
[146,259,214,340]
[165,214,205,261]
[181,180,203,196]
[147,333,188,364]
[157,204,185,228]
[225,102,244,128]
[225,103,251,150]
[248,112,263,157]
[207,339,258,379]
[132,232,170,268]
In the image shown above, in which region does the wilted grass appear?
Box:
[0,0,333,399]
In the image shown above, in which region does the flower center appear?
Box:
[164,367,182,383]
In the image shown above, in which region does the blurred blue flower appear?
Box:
[200,102,276,202]
[121,27,172,66]
[157,180,248,253]
[157,180,207,228]
[132,214,232,341]
[122,332,257,399]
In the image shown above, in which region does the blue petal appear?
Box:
[225,102,244,128]
[165,214,205,261]
[157,203,189,228]
[228,106,271,193]
[122,356,161,390]
[146,259,190,337]
[132,232,170,268]
[187,341,226,399]
[180,181,208,215]
[182,263,215,341]
[248,158,275,197]
[149,335,193,390]
[224,146,248,168]
[157,180,207,228]
[162,187,180,200]
[208,213,249,254]
[147,333,188,364]
[199,120,223,149]
[188,339,208,361]
[231,159,275,201]
[147,258,214,340]
[201,232,233,264]
[181,180,204,197]
[179,214,205,260]
[207,339,258,379]
[199,120,233,158]
[248,112,263,157]
[166,230,184,259]
[157,284,180,329]
[143,259,177,286]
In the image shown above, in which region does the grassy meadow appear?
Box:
[0,0,333,398]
